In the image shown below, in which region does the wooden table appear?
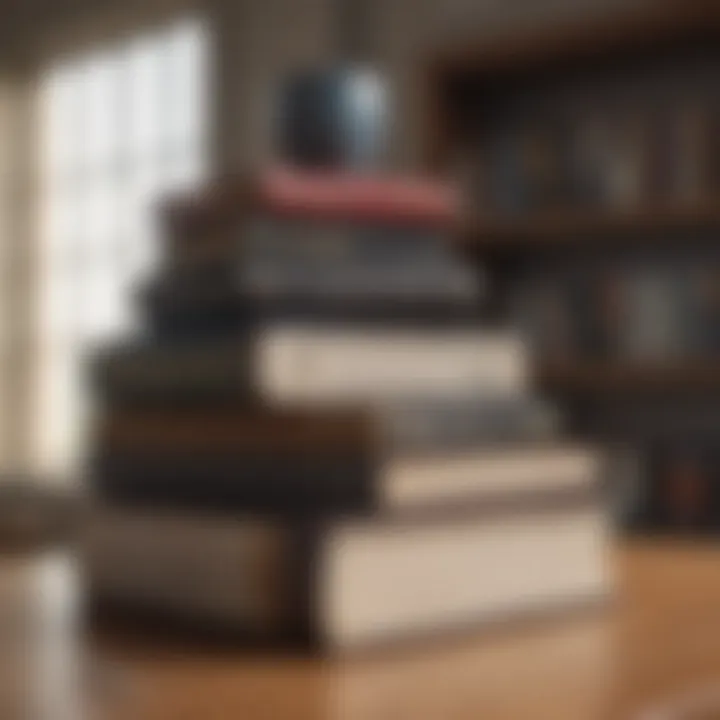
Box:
[2,542,720,719]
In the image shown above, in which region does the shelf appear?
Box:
[537,361,720,395]
[459,202,720,257]
[433,4,720,82]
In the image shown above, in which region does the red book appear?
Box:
[254,167,459,225]
[165,166,459,229]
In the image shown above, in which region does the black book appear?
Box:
[90,407,597,515]
[140,283,486,338]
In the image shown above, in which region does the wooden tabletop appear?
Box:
[2,541,720,719]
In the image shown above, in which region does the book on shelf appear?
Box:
[670,103,712,203]
[644,443,718,534]
[91,406,595,514]
[468,101,720,217]
[601,265,686,361]
[509,272,590,362]
[603,111,650,209]
[85,494,611,651]
[689,264,720,355]
[94,326,528,406]
[509,262,708,363]
[595,262,717,362]
[567,114,611,208]
[480,124,564,215]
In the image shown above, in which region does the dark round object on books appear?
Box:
[276,68,389,171]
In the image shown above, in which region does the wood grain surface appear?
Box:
[2,541,720,719]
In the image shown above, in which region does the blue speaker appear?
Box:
[277,68,389,171]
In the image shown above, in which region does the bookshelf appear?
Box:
[537,361,720,396]
[458,201,720,257]
[428,3,720,535]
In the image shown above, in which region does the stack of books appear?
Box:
[85,167,612,652]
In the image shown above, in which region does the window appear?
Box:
[36,18,210,477]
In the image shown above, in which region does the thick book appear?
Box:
[142,286,485,338]
[147,246,481,310]
[377,396,563,449]
[95,326,527,406]
[91,407,601,514]
[85,496,611,652]
[164,214,470,273]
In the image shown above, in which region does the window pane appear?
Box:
[40,189,80,260]
[38,260,80,344]
[119,163,164,280]
[163,19,210,151]
[164,149,205,194]
[37,18,209,475]
[79,264,128,344]
[39,62,85,185]
[126,33,165,162]
[80,180,118,257]
[82,49,122,174]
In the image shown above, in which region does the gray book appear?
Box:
[617,265,694,361]
[379,396,563,450]
[159,219,483,304]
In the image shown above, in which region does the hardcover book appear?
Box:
[85,497,611,651]
[91,407,600,515]
[94,326,528,406]
[163,167,459,254]
[141,284,485,338]
[378,396,562,449]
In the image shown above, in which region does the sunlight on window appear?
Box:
[36,18,210,477]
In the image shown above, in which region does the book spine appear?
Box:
[85,510,318,646]
[143,294,485,340]
[94,339,255,405]
[91,451,378,515]
[252,167,459,224]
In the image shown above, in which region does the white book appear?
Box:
[86,499,612,651]
[99,326,529,404]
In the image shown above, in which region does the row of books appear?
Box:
[464,102,720,216]
[614,442,720,535]
[567,398,720,535]
[511,262,720,362]
[85,168,612,652]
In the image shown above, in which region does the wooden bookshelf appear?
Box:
[458,201,720,257]
[428,3,720,534]
[432,3,720,79]
[425,3,720,169]
[537,361,720,396]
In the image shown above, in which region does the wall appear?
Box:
[0,74,37,473]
